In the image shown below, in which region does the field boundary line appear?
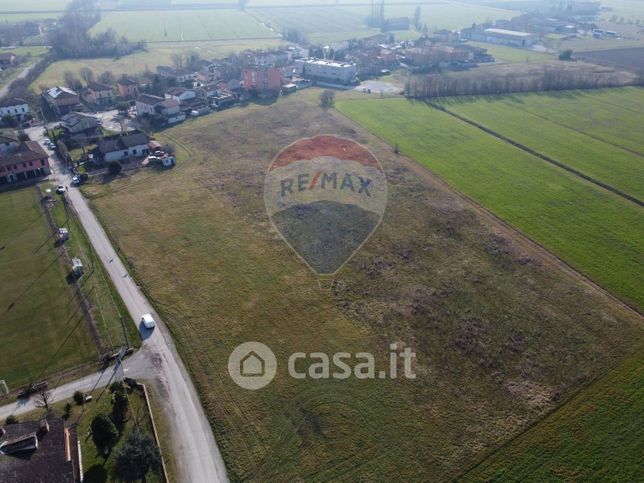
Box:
[428,102,644,207]
[497,99,644,158]
[455,347,644,481]
[334,104,644,316]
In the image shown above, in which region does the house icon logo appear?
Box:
[240,351,265,377]
[228,342,277,390]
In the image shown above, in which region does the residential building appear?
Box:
[42,86,80,114]
[80,81,115,106]
[0,419,82,483]
[294,59,358,85]
[117,78,139,99]
[135,94,165,116]
[59,112,100,135]
[156,98,185,124]
[0,97,29,121]
[165,87,197,103]
[156,66,198,84]
[93,131,150,163]
[474,28,537,47]
[0,141,50,184]
[243,67,284,96]
[0,129,18,155]
[0,52,16,66]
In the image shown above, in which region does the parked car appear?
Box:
[141,313,156,329]
[56,185,66,194]
[71,176,80,185]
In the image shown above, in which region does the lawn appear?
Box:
[0,187,96,389]
[90,9,279,42]
[464,350,644,481]
[29,39,285,90]
[82,91,642,480]
[336,96,644,310]
[435,89,644,200]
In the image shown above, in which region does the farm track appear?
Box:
[333,106,644,317]
[428,102,644,207]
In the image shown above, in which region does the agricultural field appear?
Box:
[599,0,644,22]
[90,9,279,43]
[0,187,96,389]
[464,350,644,481]
[29,39,284,91]
[82,90,642,480]
[435,88,644,200]
[582,47,644,71]
[336,95,644,310]
[467,41,554,63]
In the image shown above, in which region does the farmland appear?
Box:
[336,94,644,310]
[464,350,644,481]
[82,90,642,480]
[467,41,554,63]
[582,47,644,71]
[435,89,644,200]
[90,9,280,43]
[0,187,96,389]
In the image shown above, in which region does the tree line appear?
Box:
[406,66,644,99]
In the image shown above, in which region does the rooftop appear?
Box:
[0,97,28,108]
[44,86,78,100]
[0,141,47,168]
[484,28,534,37]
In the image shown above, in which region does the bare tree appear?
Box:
[35,387,53,413]
[80,66,95,83]
[98,70,115,84]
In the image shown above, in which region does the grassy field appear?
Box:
[29,39,284,91]
[48,186,139,353]
[599,0,644,22]
[336,96,644,310]
[0,187,96,389]
[468,41,554,63]
[464,350,644,481]
[90,9,279,43]
[81,90,642,480]
[436,89,644,200]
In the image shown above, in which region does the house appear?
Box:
[243,67,284,97]
[94,131,150,163]
[0,52,16,67]
[156,98,185,124]
[42,86,80,114]
[80,81,115,107]
[164,87,196,103]
[59,112,100,135]
[156,65,176,79]
[0,129,18,155]
[156,66,197,84]
[0,97,29,121]
[0,419,82,483]
[0,141,50,184]
[135,94,165,116]
[117,78,139,99]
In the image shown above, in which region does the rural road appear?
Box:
[0,127,229,483]
[0,60,41,99]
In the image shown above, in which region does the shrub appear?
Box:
[108,160,122,176]
[73,390,85,406]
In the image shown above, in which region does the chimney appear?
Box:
[38,419,49,435]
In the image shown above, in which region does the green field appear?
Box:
[0,187,96,389]
[90,9,279,42]
[464,350,644,481]
[81,91,643,480]
[436,89,644,200]
[468,41,554,63]
[336,95,644,310]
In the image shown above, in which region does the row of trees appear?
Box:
[405,67,642,99]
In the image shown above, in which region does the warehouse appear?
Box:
[476,28,537,47]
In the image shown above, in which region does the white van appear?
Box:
[141,313,156,329]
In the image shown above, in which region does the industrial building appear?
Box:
[294,59,358,85]
[474,28,537,47]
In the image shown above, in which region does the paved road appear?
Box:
[1,128,229,483]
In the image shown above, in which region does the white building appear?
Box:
[95,132,150,163]
[294,59,358,85]
[0,97,29,121]
[135,94,165,116]
[476,28,537,47]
